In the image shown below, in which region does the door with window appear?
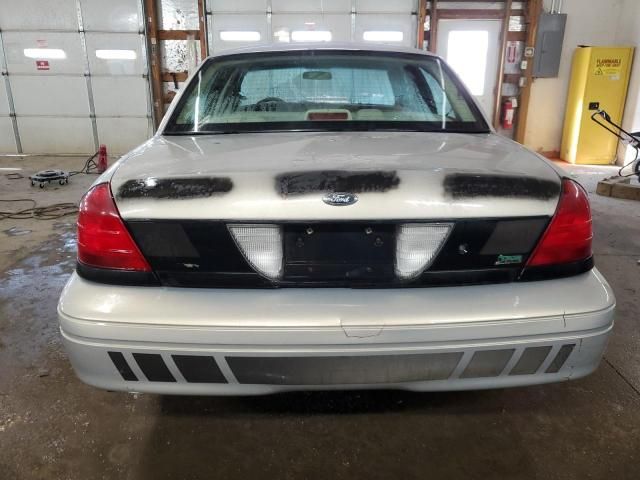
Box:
[436,19,501,120]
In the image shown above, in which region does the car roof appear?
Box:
[206,42,439,60]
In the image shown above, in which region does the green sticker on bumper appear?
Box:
[495,254,524,265]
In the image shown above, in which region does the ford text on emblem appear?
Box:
[322,192,358,206]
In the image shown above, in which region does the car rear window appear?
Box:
[164,50,489,135]
[239,67,396,106]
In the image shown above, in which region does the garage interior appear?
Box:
[1,0,639,478]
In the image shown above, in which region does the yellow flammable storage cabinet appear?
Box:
[561,46,634,164]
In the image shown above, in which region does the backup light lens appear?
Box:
[395,223,453,280]
[77,183,151,271]
[228,224,283,280]
[526,179,592,267]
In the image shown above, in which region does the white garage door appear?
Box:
[0,0,152,155]
[206,0,418,54]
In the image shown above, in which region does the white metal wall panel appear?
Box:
[356,0,418,13]
[92,77,149,116]
[355,14,417,47]
[17,117,95,154]
[96,117,151,154]
[0,81,9,115]
[0,0,78,30]
[2,32,85,75]
[271,0,351,13]
[271,14,352,42]
[0,117,18,153]
[85,33,145,76]
[209,0,267,13]
[0,0,152,155]
[81,0,141,32]
[206,0,422,54]
[209,14,269,53]
[11,76,90,115]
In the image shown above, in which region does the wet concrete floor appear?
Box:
[1,158,639,479]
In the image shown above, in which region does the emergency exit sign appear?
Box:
[36,60,49,70]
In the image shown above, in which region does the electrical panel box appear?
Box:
[533,13,567,78]
[561,46,634,164]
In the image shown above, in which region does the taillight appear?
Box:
[526,178,592,267]
[77,183,151,271]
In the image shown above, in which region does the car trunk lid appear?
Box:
[106,131,563,288]
[110,131,561,221]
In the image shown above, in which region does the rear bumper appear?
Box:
[58,269,615,394]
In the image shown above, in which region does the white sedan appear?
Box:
[58,44,614,394]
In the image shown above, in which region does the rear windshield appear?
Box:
[164,50,490,135]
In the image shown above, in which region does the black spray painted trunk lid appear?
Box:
[110,131,562,221]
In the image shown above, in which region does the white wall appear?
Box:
[616,0,640,164]
[524,0,626,155]
[0,0,152,155]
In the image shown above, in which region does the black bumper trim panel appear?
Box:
[108,351,138,381]
[133,353,176,382]
[546,344,576,373]
[172,355,227,383]
[226,352,464,385]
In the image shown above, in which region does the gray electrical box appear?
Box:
[533,12,567,78]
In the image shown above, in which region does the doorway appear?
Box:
[436,19,502,120]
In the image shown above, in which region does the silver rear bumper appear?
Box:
[58,269,615,394]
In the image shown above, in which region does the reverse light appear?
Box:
[526,178,592,267]
[77,183,151,271]
[228,224,283,280]
[395,223,453,280]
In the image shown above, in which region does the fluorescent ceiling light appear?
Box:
[291,30,332,42]
[363,31,404,42]
[95,49,137,60]
[220,31,261,42]
[23,48,66,59]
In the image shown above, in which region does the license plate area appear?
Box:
[283,224,396,281]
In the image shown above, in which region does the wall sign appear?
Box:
[594,57,623,77]
[36,60,50,70]
[504,41,524,75]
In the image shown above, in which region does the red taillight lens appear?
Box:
[527,178,592,267]
[77,183,151,271]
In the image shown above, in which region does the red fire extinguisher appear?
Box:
[97,144,108,173]
[502,98,517,130]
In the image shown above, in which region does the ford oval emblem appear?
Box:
[322,192,358,206]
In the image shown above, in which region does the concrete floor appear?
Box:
[1,156,639,480]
